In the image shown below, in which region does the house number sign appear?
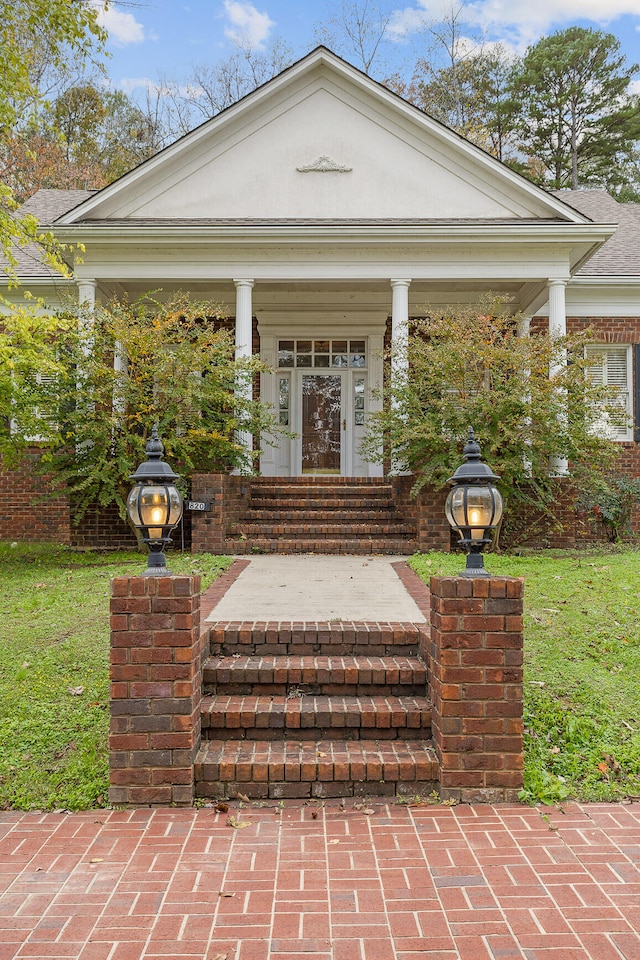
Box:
[186,500,211,511]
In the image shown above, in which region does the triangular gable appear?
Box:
[57,47,591,226]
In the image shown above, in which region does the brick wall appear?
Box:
[109,574,203,805]
[429,575,524,803]
[190,474,251,553]
[0,449,71,542]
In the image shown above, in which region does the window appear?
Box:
[278,339,367,370]
[586,345,633,441]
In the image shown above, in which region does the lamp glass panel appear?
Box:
[167,486,182,526]
[139,484,169,540]
[445,484,503,537]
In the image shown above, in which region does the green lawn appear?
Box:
[0,543,231,811]
[410,550,640,803]
[1,542,639,809]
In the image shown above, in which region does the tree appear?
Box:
[411,46,519,160]
[146,39,296,145]
[314,0,394,76]
[510,27,640,190]
[0,0,105,279]
[361,300,622,546]
[2,293,283,523]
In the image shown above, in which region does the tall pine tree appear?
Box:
[510,27,640,191]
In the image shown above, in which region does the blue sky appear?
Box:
[95,0,640,95]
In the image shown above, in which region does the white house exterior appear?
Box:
[3,46,640,549]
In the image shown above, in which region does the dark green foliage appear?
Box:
[578,475,640,542]
[509,26,640,190]
[361,299,620,542]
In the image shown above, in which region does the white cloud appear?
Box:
[222,0,275,48]
[391,0,640,48]
[91,1,146,46]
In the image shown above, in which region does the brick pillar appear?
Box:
[109,575,202,805]
[429,575,524,803]
[190,474,224,554]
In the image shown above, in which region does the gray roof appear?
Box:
[554,190,640,277]
[5,186,640,282]
[2,189,95,280]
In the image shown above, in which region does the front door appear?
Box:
[301,374,342,474]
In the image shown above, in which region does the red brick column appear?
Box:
[429,575,524,803]
[109,575,202,805]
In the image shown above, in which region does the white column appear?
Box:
[368,334,385,478]
[517,316,532,475]
[390,279,411,391]
[77,279,96,308]
[113,341,127,417]
[77,279,96,354]
[548,279,568,476]
[233,279,255,467]
[390,279,411,475]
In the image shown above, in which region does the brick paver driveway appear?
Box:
[1,800,639,960]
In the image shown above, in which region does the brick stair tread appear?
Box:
[244,500,402,520]
[248,498,396,509]
[194,738,439,793]
[224,538,418,555]
[208,620,428,657]
[249,484,394,496]
[200,693,432,732]
[203,653,427,689]
[228,523,416,536]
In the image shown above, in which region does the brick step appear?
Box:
[202,654,427,696]
[227,522,416,537]
[208,621,429,658]
[247,497,398,511]
[200,693,432,740]
[194,738,439,800]
[222,537,418,555]
[248,483,394,497]
[246,502,400,515]
[250,477,392,485]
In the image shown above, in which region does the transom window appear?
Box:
[278,339,366,369]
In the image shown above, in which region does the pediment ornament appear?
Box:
[296,155,353,173]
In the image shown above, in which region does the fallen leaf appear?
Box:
[89,858,104,863]
[235,792,249,803]
[227,816,251,829]
[597,762,610,776]
[328,839,340,845]
[215,802,229,813]
[211,954,227,960]
[550,746,561,754]
[363,808,375,815]
[311,809,319,819]
[68,686,84,696]
[218,890,235,897]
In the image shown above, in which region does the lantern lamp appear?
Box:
[445,428,503,577]
[127,426,183,575]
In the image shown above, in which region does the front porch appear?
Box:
[190,474,451,555]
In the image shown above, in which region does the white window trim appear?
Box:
[585,344,633,442]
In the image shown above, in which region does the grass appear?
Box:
[2,542,639,809]
[409,549,640,804]
[0,542,232,811]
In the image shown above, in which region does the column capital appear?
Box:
[547,278,568,288]
[516,316,531,338]
[77,279,97,304]
[233,278,255,289]
[390,278,412,288]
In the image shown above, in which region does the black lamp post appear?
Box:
[445,428,503,577]
[126,426,183,576]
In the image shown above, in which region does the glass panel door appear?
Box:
[301,374,342,474]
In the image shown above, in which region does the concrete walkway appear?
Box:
[1,801,639,960]
[206,556,427,623]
